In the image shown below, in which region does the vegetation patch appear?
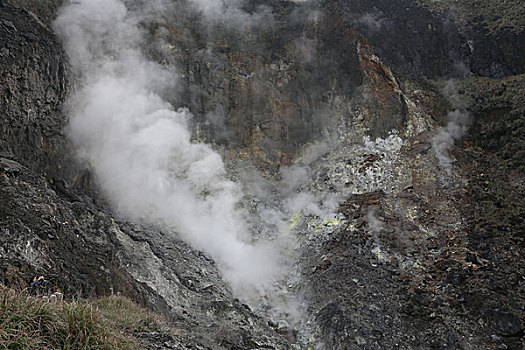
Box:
[415,0,525,33]
[460,74,525,171]
[0,286,166,350]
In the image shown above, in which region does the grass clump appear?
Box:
[0,285,164,349]
[93,296,163,334]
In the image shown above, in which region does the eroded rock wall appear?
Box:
[1,0,523,349]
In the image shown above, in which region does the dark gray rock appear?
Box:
[488,309,524,337]
[0,2,70,179]
[0,157,22,173]
[1,0,523,349]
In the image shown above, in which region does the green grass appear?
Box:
[0,286,165,350]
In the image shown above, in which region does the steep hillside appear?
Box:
[1,0,523,349]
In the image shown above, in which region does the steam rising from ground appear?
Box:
[366,207,384,236]
[431,82,471,174]
[431,109,470,174]
[54,0,283,297]
[358,13,388,31]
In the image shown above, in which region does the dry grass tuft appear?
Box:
[0,285,165,349]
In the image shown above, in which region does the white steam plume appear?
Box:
[431,109,470,174]
[431,81,471,175]
[54,0,283,297]
[366,207,384,236]
[367,207,383,258]
[358,13,387,31]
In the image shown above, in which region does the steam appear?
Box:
[366,207,384,236]
[431,81,471,174]
[293,35,318,64]
[54,0,283,297]
[280,163,338,219]
[240,161,340,241]
[431,109,470,174]
[358,13,387,31]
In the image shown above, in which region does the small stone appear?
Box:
[1,20,16,32]
[23,33,39,42]
[491,334,502,342]
[0,150,14,159]
[355,335,366,345]
[276,320,289,333]
[489,309,523,336]
[0,157,22,173]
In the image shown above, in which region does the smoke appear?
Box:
[280,165,309,195]
[358,13,387,31]
[204,105,233,142]
[293,35,318,64]
[366,207,384,236]
[54,0,284,298]
[431,109,470,174]
[275,163,341,242]
[239,160,340,240]
[431,81,471,174]
[296,141,330,165]
[278,141,341,220]
[366,207,383,260]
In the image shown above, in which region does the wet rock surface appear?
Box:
[1,0,524,349]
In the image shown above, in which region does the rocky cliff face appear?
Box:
[0,2,68,177]
[0,1,289,348]
[1,0,523,349]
